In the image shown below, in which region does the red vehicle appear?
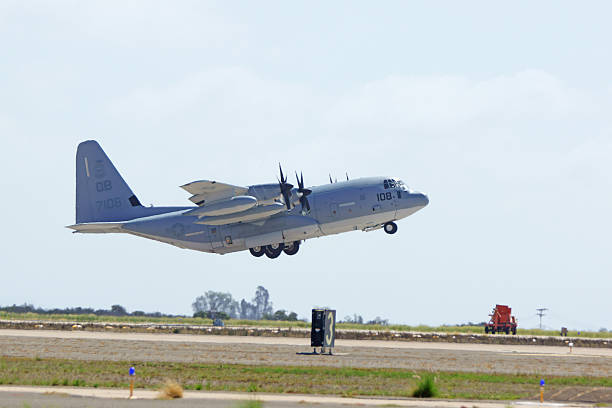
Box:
[484,304,517,335]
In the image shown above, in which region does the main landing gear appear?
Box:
[264,243,284,259]
[384,221,398,234]
[248,246,265,257]
[249,241,301,258]
[283,241,300,255]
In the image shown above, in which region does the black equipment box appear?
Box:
[311,309,336,348]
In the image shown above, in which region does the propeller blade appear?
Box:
[278,164,293,210]
[279,163,286,183]
[295,171,312,214]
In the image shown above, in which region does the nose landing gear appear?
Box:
[384,222,398,234]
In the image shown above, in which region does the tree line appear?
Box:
[0,303,177,318]
[192,286,299,321]
[341,314,390,326]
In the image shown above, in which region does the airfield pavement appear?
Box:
[0,386,599,408]
[1,329,611,377]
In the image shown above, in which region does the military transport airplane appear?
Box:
[67,141,428,258]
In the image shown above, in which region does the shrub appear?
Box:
[247,383,259,393]
[157,380,183,399]
[412,374,438,398]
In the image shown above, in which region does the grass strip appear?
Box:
[1,312,610,338]
[0,356,610,400]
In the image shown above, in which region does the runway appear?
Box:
[1,328,610,355]
[0,386,596,408]
[1,329,610,376]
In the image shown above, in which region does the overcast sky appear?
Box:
[1,1,611,330]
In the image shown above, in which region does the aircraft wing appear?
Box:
[180,180,249,205]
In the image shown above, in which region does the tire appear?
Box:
[485,326,489,334]
[270,242,284,251]
[512,327,517,335]
[491,329,496,334]
[265,243,284,259]
[283,241,300,256]
[505,327,510,335]
[384,222,398,234]
[249,246,265,257]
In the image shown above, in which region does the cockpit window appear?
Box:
[383,178,409,191]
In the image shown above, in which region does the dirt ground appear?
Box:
[1,329,610,377]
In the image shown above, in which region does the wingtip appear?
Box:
[77,140,100,148]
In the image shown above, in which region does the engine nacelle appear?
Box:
[185,195,257,217]
[195,203,286,226]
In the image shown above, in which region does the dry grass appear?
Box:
[0,356,611,401]
[157,380,183,399]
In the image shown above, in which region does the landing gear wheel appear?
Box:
[265,243,284,259]
[283,241,300,256]
[249,246,265,257]
[505,327,510,335]
[384,222,398,234]
[485,326,489,334]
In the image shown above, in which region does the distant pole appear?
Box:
[536,308,548,329]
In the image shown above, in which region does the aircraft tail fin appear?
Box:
[75,140,144,224]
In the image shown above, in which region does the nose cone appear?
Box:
[395,191,429,218]
[416,192,429,208]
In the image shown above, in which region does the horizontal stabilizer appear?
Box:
[66,222,125,234]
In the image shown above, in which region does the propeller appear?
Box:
[295,171,312,213]
[278,164,293,210]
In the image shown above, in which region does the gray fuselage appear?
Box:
[121,177,428,254]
